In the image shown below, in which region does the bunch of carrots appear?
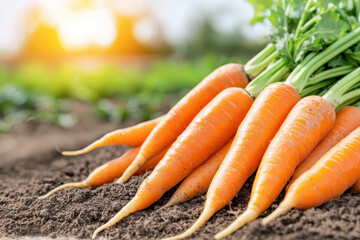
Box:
[39,0,360,239]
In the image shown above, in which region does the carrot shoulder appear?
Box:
[116,64,249,184]
[62,116,164,156]
[263,126,360,224]
[166,82,300,240]
[92,87,253,239]
[216,96,335,239]
[289,106,360,187]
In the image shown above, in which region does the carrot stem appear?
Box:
[323,67,360,107]
[300,79,334,98]
[246,58,290,97]
[294,0,313,40]
[287,27,360,92]
[244,44,279,78]
[337,88,360,107]
[307,65,355,85]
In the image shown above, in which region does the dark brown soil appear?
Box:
[1,121,360,240]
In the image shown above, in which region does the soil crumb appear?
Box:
[0,122,360,240]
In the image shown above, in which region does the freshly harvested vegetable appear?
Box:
[288,106,360,188]
[167,1,360,238]
[116,64,249,184]
[39,145,170,199]
[62,116,164,156]
[163,136,234,208]
[92,87,253,239]
[167,82,300,240]
[216,68,360,239]
[262,125,360,224]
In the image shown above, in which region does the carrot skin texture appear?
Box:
[166,82,301,240]
[88,147,140,186]
[62,116,163,156]
[164,137,235,207]
[117,64,249,184]
[135,146,170,175]
[92,87,253,239]
[264,126,360,224]
[216,96,335,239]
[208,83,300,211]
[90,145,170,185]
[351,181,360,192]
[249,96,335,212]
[289,106,360,188]
[134,88,252,210]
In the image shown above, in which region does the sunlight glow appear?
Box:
[58,9,117,49]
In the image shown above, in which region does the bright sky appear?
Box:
[0,0,270,55]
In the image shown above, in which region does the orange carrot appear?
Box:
[351,181,360,192]
[262,126,360,224]
[116,64,249,184]
[163,136,235,208]
[92,87,253,239]
[39,146,170,199]
[288,106,360,188]
[215,96,335,239]
[62,116,164,156]
[166,82,301,239]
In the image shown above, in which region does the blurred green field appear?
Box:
[0,54,249,131]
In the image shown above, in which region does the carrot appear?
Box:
[288,106,360,188]
[116,64,249,184]
[91,87,253,239]
[262,126,360,224]
[163,136,235,208]
[166,82,301,239]
[351,181,360,192]
[62,116,164,156]
[215,96,336,239]
[39,145,170,199]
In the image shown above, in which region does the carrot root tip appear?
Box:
[215,208,258,239]
[262,198,294,225]
[116,155,147,184]
[92,197,139,239]
[163,208,215,240]
[38,181,87,200]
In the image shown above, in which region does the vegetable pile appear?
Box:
[39,0,360,239]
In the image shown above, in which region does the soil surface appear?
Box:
[1,121,360,240]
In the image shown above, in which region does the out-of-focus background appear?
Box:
[0,0,270,132]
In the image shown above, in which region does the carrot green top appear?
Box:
[245,0,360,97]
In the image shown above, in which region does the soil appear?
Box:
[1,120,360,240]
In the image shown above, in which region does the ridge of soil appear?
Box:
[0,121,360,240]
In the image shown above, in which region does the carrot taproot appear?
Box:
[39,145,170,199]
[166,82,301,240]
[92,87,253,239]
[351,181,360,192]
[116,64,249,184]
[262,126,360,224]
[163,136,235,208]
[62,116,164,156]
[288,106,360,188]
[215,96,335,239]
